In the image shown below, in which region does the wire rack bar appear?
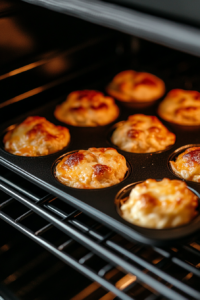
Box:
[0,180,198,300]
[0,211,133,300]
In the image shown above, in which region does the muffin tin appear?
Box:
[1,91,200,246]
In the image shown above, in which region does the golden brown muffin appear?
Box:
[170,147,200,182]
[120,178,198,229]
[107,70,165,102]
[55,147,128,189]
[54,90,119,126]
[3,116,70,156]
[158,89,200,125]
[111,114,175,153]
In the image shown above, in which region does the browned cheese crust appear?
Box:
[158,89,200,125]
[55,147,128,189]
[120,178,198,228]
[107,70,165,102]
[3,116,70,156]
[54,90,119,126]
[111,114,176,153]
[170,147,200,182]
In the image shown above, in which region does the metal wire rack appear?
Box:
[0,166,200,300]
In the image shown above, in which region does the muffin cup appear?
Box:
[168,144,200,183]
[115,180,200,229]
[52,149,131,189]
[107,121,176,154]
[1,123,70,158]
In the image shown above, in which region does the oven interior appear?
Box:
[0,1,200,299]
[1,164,200,300]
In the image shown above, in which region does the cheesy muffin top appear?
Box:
[170,147,200,182]
[120,178,198,229]
[3,116,70,156]
[54,90,119,126]
[107,70,165,102]
[111,114,175,153]
[55,147,128,189]
[158,89,200,125]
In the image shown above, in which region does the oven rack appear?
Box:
[0,168,200,300]
[23,0,200,57]
[0,220,94,300]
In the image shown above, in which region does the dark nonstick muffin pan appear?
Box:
[1,91,200,246]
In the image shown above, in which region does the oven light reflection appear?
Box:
[190,242,200,251]
[0,244,10,252]
[99,274,137,300]
[0,86,44,109]
[115,274,137,290]
[0,62,45,81]
[71,269,136,300]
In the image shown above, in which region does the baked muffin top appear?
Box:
[55,147,128,189]
[120,178,198,229]
[111,114,175,153]
[170,147,200,182]
[54,90,119,126]
[107,70,165,102]
[3,116,70,156]
[158,89,200,125]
